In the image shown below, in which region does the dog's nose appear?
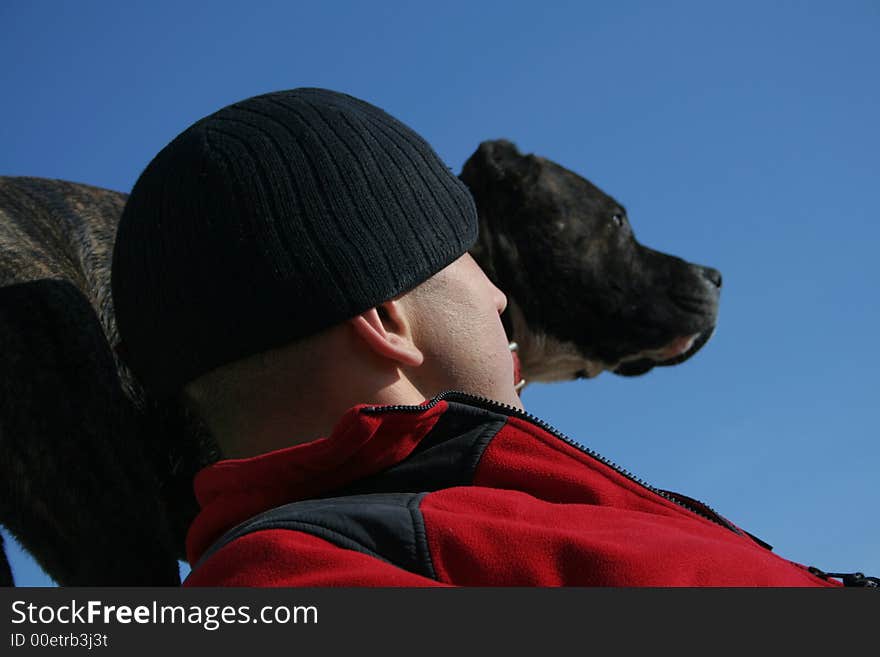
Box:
[702,267,722,289]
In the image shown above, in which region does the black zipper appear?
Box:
[364,389,742,536]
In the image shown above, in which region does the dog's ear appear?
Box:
[460,139,541,189]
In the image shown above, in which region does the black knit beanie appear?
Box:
[111,88,478,397]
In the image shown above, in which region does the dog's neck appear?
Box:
[505,297,606,384]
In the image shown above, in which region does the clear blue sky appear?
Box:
[2,1,877,586]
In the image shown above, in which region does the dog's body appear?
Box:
[0,142,719,585]
[0,178,118,346]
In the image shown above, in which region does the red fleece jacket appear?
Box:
[184,392,839,587]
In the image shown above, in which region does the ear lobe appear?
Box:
[349,302,424,368]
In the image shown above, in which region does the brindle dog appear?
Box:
[462,140,721,383]
[0,141,720,585]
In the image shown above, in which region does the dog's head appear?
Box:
[462,140,721,383]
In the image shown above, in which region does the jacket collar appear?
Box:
[186,396,449,565]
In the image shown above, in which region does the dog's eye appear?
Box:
[611,213,625,227]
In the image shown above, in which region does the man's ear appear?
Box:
[348,299,424,367]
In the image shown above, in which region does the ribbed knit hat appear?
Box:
[111,88,478,397]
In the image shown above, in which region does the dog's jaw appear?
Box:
[613,327,716,376]
[629,333,700,363]
[506,297,713,385]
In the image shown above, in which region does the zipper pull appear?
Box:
[809,567,880,587]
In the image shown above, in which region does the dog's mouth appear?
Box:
[611,328,714,377]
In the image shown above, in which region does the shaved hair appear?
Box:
[177,270,448,454]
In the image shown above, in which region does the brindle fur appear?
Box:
[0,143,719,585]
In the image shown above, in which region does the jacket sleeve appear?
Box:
[184,528,447,587]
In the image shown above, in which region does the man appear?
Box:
[111,88,840,586]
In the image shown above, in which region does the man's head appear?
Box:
[111,88,521,457]
[178,251,519,457]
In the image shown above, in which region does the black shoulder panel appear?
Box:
[192,492,436,578]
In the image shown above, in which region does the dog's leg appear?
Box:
[0,534,12,586]
[0,279,180,585]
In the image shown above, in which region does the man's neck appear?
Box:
[213,374,429,459]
